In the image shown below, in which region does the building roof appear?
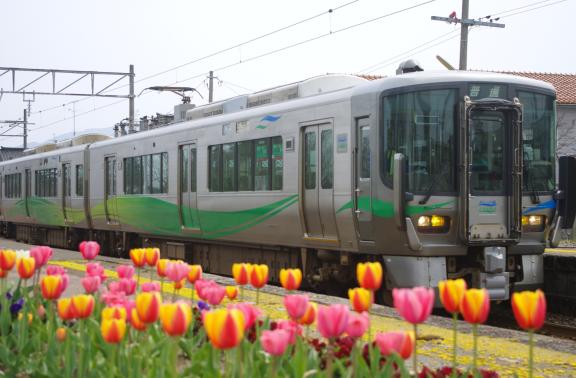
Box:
[499,72,576,105]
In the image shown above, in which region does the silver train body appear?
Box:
[0,71,558,300]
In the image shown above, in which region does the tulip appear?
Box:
[317,304,349,339]
[102,306,127,320]
[81,276,101,294]
[136,292,162,323]
[228,302,261,330]
[166,261,190,283]
[46,267,69,292]
[56,327,67,342]
[348,287,373,313]
[438,278,467,372]
[356,262,383,291]
[375,331,414,359]
[276,319,302,344]
[130,248,146,268]
[101,318,127,344]
[128,307,147,331]
[0,249,16,271]
[346,311,370,339]
[174,279,186,291]
[145,248,160,267]
[71,295,95,319]
[16,257,35,279]
[460,288,490,371]
[57,298,76,321]
[195,279,218,301]
[203,308,245,349]
[280,268,302,291]
[284,294,309,320]
[117,265,135,279]
[160,301,192,336]
[249,264,268,289]
[187,264,202,283]
[0,269,7,279]
[232,263,251,285]
[225,286,238,300]
[86,262,106,282]
[40,275,65,300]
[80,241,100,260]
[512,290,547,378]
[261,329,291,356]
[29,246,52,269]
[119,278,137,295]
[157,259,170,278]
[141,282,161,292]
[297,302,317,326]
[204,285,226,306]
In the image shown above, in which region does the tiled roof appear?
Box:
[499,71,576,105]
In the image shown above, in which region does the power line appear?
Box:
[489,0,562,18]
[495,0,567,18]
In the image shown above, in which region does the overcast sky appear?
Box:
[0,0,573,148]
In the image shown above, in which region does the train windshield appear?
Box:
[382,88,457,193]
[518,91,556,192]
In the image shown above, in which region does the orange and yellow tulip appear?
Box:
[40,275,65,300]
[280,268,302,291]
[0,249,16,271]
[225,286,238,300]
[439,279,467,314]
[249,264,268,289]
[101,318,127,344]
[203,308,245,349]
[298,302,317,326]
[129,248,146,268]
[0,269,6,278]
[56,327,67,342]
[129,308,147,331]
[102,306,127,321]
[232,263,251,285]
[187,264,202,284]
[16,256,35,279]
[348,287,373,313]
[460,288,490,324]
[156,258,169,278]
[160,301,192,336]
[511,289,546,331]
[71,295,95,319]
[356,262,383,291]
[57,298,76,321]
[136,292,162,323]
[145,248,160,267]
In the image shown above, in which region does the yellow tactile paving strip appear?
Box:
[545,248,576,254]
[50,260,576,378]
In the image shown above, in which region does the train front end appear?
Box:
[375,74,557,301]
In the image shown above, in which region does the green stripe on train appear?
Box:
[336,197,455,217]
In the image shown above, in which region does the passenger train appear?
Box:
[0,69,565,301]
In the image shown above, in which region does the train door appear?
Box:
[62,163,72,223]
[104,156,119,224]
[301,122,338,240]
[354,118,374,241]
[465,103,522,243]
[24,169,31,217]
[178,143,201,232]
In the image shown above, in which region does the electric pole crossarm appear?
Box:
[431,16,505,28]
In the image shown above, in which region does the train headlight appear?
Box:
[521,215,546,232]
[416,215,450,233]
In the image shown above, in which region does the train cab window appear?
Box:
[304,131,317,190]
[255,139,270,191]
[320,130,333,189]
[76,164,84,196]
[4,173,22,198]
[238,140,254,191]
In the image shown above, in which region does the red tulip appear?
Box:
[187,264,202,284]
[56,327,67,342]
[203,308,245,349]
[160,301,192,336]
[145,248,160,267]
[80,241,100,260]
[129,248,146,268]
[225,286,238,300]
[232,263,251,285]
[41,275,65,300]
[356,262,383,291]
[228,302,261,330]
[348,287,373,313]
[156,259,170,278]
[0,249,16,271]
[261,329,291,356]
[249,264,268,289]
[375,331,415,359]
[101,318,127,344]
[346,311,370,339]
[279,268,302,291]
[71,294,95,319]
[46,266,69,291]
[317,304,349,339]
[136,292,162,323]
[101,306,127,321]
[16,257,35,279]
[439,279,467,314]
[460,288,490,324]
[284,294,309,320]
[57,298,75,321]
[393,287,434,324]
[297,302,317,326]
[512,290,546,331]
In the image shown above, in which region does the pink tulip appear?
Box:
[119,278,137,295]
[86,262,107,282]
[284,294,309,320]
[141,282,161,292]
[276,319,302,344]
[30,246,53,268]
[228,302,261,330]
[80,241,100,260]
[393,287,434,324]
[101,290,127,307]
[47,266,69,291]
[261,329,291,356]
[346,311,370,338]
[375,331,415,359]
[165,261,190,283]
[195,279,218,300]
[203,285,226,306]
[116,265,135,279]
[81,275,101,294]
[317,304,349,339]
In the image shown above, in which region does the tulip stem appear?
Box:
[240,286,244,302]
[528,330,534,378]
[472,323,478,372]
[256,289,260,306]
[368,311,372,341]
[326,340,334,378]
[412,323,418,376]
[452,312,458,375]
[271,355,279,378]
[170,337,178,378]
[191,283,195,305]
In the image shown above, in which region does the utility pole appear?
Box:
[23,109,28,149]
[128,64,135,133]
[432,0,505,70]
[208,71,214,103]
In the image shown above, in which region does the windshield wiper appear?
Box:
[419,178,436,205]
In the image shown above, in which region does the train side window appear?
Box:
[321,129,333,189]
[190,148,197,192]
[34,168,57,197]
[151,154,162,194]
[143,155,152,194]
[76,164,84,196]
[4,173,21,198]
[181,148,189,192]
[161,152,168,193]
[255,138,270,191]
[238,141,254,191]
[209,145,222,192]
[133,156,143,194]
[124,158,133,194]
[272,136,283,190]
[304,131,317,189]
[222,143,237,192]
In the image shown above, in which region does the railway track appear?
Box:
[541,322,576,340]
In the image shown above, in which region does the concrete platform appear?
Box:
[2,238,575,377]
